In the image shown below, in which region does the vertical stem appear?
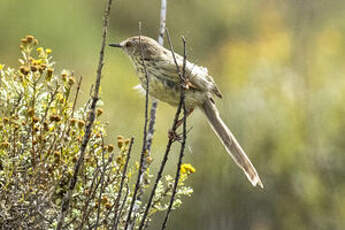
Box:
[128,2,168,224]
[160,36,187,230]
[158,0,167,45]
[146,0,167,152]
[112,137,134,230]
[138,32,188,230]
[55,0,113,229]
[124,23,150,230]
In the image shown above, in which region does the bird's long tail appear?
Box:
[200,98,263,188]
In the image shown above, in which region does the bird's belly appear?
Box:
[139,75,206,109]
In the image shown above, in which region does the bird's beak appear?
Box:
[109,43,122,48]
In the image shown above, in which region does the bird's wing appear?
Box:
[183,59,223,98]
[157,51,222,98]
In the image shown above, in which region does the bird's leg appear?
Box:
[175,108,194,128]
[168,108,194,141]
[168,129,181,142]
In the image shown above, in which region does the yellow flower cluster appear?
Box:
[36,47,52,55]
[180,163,196,175]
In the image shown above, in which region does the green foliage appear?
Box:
[0,36,193,229]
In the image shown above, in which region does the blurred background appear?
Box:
[1,0,345,229]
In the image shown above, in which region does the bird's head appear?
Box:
[109,36,162,60]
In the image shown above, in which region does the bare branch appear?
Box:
[146,0,168,152]
[94,140,108,230]
[71,76,83,117]
[138,32,188,230]
[158,0,167,45]
[124,22,150,230]
[112,137,134,230]
[165,29,185,82]
[55,0,113,228]
[161,36,188,230]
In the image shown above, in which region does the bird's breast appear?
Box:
[137,70,180,106]
[136,70,207,109]
[130,56,209,109]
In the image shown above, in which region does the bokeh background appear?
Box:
[1,0,345,229]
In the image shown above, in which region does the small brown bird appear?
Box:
[109,36,263,188]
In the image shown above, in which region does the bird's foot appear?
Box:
[168,109,194,142]
[186,79,197,89]
[180,79,197,90]
[168,129,181,142]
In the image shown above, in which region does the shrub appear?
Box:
[0,35,193,230]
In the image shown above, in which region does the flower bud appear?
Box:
[32,116,40,123]
[68,77,75,86]
[117,136,124,149]
[77,120,85,129]
[46,68,54,81]
[70,118,77,126]
[27,108,35,117]
[20,66,30,75]
[96,108,103,117]
[43,121,49,131]
[0,141,9,149]
[107,144,114,152]
[25,35,34,43]
[61,73,68,81]
[30,65,38,72]
[105,202,112,210]
[40,63,47,70]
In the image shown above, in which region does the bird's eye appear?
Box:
[125,42,132,47]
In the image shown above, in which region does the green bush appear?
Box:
[0,35,193,229]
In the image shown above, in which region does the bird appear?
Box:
[109,36,263,188]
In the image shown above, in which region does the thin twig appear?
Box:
[138,32,187,230]
[146,99,158,152]
[124,22,150,230]
[161,36,188,230]
[78,168,101,230]
[71,76,83,117]
[55,0,113,229]
[119,184,130,226]
[60,76,83,151]
[112,137,134,230]
[93,138,107,230]
[135,2,168,226]
[165,29,184,81]
[146,0,167,152]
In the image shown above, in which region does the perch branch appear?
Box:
[161,36,188,230]
[138,31,188,230]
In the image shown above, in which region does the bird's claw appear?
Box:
[180,79,197,90]
[168,129,182,142]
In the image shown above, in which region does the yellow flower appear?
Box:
[0,64,3,70]
[180,163,196,175]
[36,47,43,53]
[32,59,43,65]
[46,48,52,54]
